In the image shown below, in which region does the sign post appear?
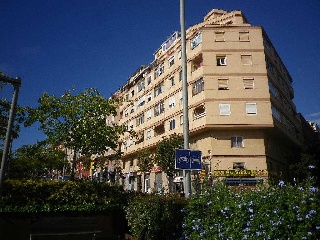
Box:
[175,149,202,196]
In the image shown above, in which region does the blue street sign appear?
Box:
[175,149,202,170]
[175,149,190,169]
[190,150,202,170]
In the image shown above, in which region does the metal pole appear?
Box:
[180,0,191,198]
[0,80,21,195]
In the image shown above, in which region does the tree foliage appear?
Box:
[0,98,26,146]
[8,144,67,179]
[289,152,319,185]
[25,88,127,156]
[155,133,183,177]
[137,150,154,173]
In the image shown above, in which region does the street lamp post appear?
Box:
[0,75,21,196]
[180,0,191,198]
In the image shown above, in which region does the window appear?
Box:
[272,105,281,122]
[180,115,183,125]
[218,78,229,90]
[146,129,152,139]
[154,101,165,116]
[231,136,244,148]
[239,31,249,41]
[168,96,175,108]
[130,90,135,97]
[190,32,202,49]
[169,76,175,87]
[178,49,182,59]
[263,37,272,52]
[246,103,257,115]
[215,31,225,42]
[154,82,164,97]
[269,81,278,98]
[179,70,182,81]
[147,76,152,85]
[128,137,134,147]
[136,131,144,144]
[243,78,254,89]
[193,105,206,119]
[137,114,144,126]
[130,105,134,113]
[179,91,183,104]
[137,80,145,92]
[217,55,227,66]
[147,92,152,102]
[129,120,134,129]
[155,63,164,78]
[127,137,133,147]
[191,54,203,72]
[266,58,274,74]
[241,55,252,65]
[154,122,165,136]
[219,103,231,115]
[124,109,129,117]
[169,118,176,130]
[192,78,204,95]
[136,96,145,108]
[168,56,175,68]
[233,162,246,170]
[146,110,152,120]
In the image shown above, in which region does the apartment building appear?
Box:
[110,9,303,192]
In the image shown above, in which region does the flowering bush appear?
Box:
[181,181,320,239]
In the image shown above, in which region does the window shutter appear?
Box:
[218,79,229,90]
[215,31,224,42]
[243,78,254,89]
[239,31,249,41]
[241,55,252,65]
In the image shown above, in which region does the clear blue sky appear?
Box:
[1,0,319,149]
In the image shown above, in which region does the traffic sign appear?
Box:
[175,149,202,170]
[190,150,202,170]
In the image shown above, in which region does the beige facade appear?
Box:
[110,9,303,192]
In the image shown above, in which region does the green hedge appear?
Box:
[0,180,129,215]
[3,180,320,239]
[125,194,187,240]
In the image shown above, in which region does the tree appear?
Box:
[154,133,184,192]
[0,98,26,147]
[289,152,319,185]
[137,150,154,192]
[25,88,128,179]
[8,143,67,180]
